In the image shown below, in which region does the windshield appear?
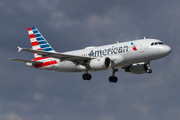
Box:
[151,42,164,46]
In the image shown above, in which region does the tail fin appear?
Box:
[27,27,56,59]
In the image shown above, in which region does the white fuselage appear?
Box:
[10,27,171,82]
[37,39,171,72]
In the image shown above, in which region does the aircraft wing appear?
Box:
[18,47,95,64]
[9,58,43,64]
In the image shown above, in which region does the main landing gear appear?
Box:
[82,69,92,80]
[82,68,119,83]
[82,73,92,80]
[109,68,118,83]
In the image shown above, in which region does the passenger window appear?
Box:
[155,42,158,45]
[151,43,154,46]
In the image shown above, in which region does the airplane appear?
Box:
[10,27,171,83]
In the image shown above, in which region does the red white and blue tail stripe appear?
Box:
[28,27,56,59]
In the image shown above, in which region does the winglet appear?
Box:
[17,46,22,52]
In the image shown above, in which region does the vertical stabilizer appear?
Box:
[27,27,56,59]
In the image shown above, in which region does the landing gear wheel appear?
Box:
[149,69,152,73]
[109,76,118,83]
[82,74,87,80]
[145,62,152,74]
[86,74,92,80]
[82,73,92,80]
[147,69,152,73]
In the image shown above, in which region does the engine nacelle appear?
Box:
[89,57,111,70]
[125,63,149,74]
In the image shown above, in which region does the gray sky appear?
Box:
[1,0,180,120]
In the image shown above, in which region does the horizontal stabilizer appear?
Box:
[9,58,43,64]
[17,46,22,52]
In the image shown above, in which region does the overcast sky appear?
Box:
[1,0,180,120]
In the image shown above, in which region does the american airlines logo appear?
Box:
[89,46,129,57]
[89,42,138,57]
[131,42,137,51]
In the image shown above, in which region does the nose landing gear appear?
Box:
[146,62,152,73]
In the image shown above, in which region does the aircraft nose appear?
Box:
[163,45,171,55]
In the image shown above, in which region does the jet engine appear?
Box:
[89,57,111,70]
[125,63,152,74]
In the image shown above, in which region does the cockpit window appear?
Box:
[158,42,164,45]
[151,42,164,46]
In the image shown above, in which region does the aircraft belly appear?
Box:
[57,61,85,72]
